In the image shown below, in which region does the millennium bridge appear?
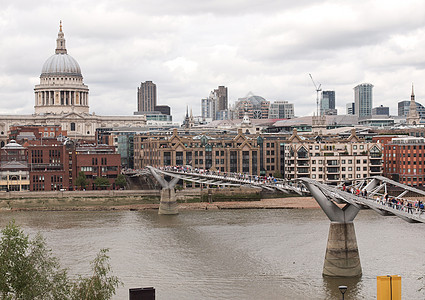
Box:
[126,166,425,278]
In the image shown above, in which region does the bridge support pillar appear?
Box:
[302,180,362,277]
[323,222,361,277]
[159,188,179,215]
[147,167,180,215]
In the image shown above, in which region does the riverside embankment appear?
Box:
[0,188,319,211]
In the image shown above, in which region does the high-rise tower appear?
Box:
[215,86,228,111]
[354,83,373,117]
[137,81,157,113]
[321,91,336,115]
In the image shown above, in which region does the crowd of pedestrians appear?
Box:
[341,184,424,215]
[159,165,282,186]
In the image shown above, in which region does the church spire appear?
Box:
[407,83,420,126]
[55,20,67,54]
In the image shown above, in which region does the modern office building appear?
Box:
[346,102,355,115]
[215,86,228,112]
[354,83,373,117]
[201,86,229,121]
[201,98,213,120]
[137,81,157,113]
[154,105,171,116]
[321,91,336,115]
[372,105,389,116]
[269,101,295,119]
[234,93,270,119]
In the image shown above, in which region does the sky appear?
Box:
[1,0,425,123]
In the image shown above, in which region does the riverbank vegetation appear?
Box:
[0,221,121,299]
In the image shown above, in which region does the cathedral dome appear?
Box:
[40,21,82,77]
[41,53,82,76]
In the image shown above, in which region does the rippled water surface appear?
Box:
[1,208,424,299]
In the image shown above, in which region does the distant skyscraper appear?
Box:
[354,83,373,117]
[215,86,228,111]
[321,91,336,115]
[372,105,389,116]
[201,98,212,120]
[201,86,229,121]
[137,81,157,113]
[346,102,355,115]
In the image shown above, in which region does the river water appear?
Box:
[0,208,424,299]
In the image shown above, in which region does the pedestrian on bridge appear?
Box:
[408,202,413,214]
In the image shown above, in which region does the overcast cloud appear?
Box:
[1,0,425,122]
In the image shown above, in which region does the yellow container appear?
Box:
[377,275,401,300]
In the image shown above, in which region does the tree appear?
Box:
[94,177,110,190]
[70,249,121,300]
[115,174,126,189]
[273,171,283,179]
[76,171,88,190]
[0,221,121,300]
[0,220,70,299]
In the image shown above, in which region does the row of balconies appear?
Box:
[286,159,382,167]
[287,166,382,175]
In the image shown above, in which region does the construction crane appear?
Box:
[309,73,322,117]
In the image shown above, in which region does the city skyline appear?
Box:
[1,1,425,122]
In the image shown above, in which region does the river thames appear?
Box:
[0,208,424,299]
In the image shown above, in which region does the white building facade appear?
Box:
[269,101,294,119]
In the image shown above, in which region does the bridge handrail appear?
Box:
[300,178,425,223]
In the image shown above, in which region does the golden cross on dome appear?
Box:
[60,20,62,32]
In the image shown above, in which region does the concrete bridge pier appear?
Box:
[304,181,362,277]
[147,167,179,215]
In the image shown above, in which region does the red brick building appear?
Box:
[9,125,67,141]
[72,144,121,190]
[378,136,425,187]
[25,140,69,191]
[23,140,122,191]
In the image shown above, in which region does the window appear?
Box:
[70,122,76,131]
